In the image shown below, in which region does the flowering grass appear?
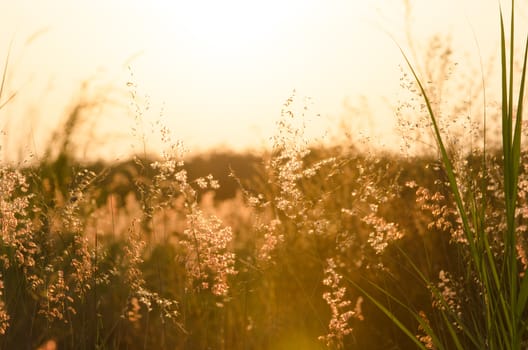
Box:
[1,2,528,350]
[355,1,528,349]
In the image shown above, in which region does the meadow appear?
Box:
[1,2,528,350]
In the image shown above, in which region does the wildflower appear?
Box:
[433,270,462,320]
[195,177,208,189]
[182,209,237,297]
[123,219,179,320]
[362,213,404,255]
[39,270,75,322]
[0,276,9,335]
[416,311,435,350]
[258,219,284,263]
[319,258,362,349]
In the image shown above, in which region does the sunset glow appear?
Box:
[0,0,512,160]
[2,2,528,349]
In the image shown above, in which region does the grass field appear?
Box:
[1,1,528,349]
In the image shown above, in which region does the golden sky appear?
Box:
[0,0,515,161]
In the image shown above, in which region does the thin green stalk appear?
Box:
[363,1,528,348]
[0,40,17,111]
[0,43,11,102]
[499,2,528,346]
[348,279,429,350]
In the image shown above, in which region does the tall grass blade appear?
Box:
[0,91,17,111]
[0,39,17,111]
[396,246,481,347]
[500,9,511,206]
[349,279,430,350]
[398,48,472,240]
[518,270,528,313]
[0,43,12,105]
[514,35,528,322]
[440,312,465,350]
[511,37,527,192]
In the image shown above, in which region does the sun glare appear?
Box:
[145,0,315,55]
